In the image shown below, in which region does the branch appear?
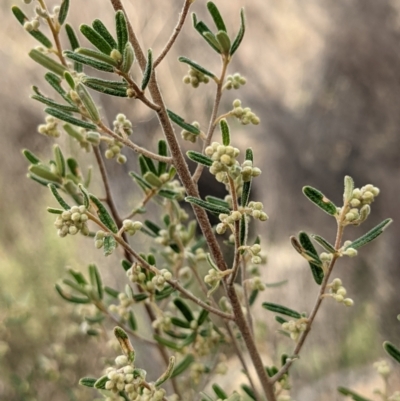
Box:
[153,0,193,68]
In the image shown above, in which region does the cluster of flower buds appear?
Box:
[248,243,262,264]
[341,184,380,225]
[23,17,40,32]
[243,201,269,221]
[104,355,147,400]
[225,73,246,90]
[38,116,60,138]
[113,114,133,137]
[247,277,266,291]
[327,278,354,307]
[141,385,166,401]
[205,142,240,183]
[122,220,143,236]
[94,230,110,249]
[151,269,172,291]
[232,99,260,125]
[152,313,172,332]
[190,362,207,384]
[373,359,391,378]
[54,206,89,237]
[105,139,126,164]
[241,160,261,182]
[109,293,134,321]
[339,241,358,258]
[216,211,242,234]
[281,318,308,341]
[193,327,224,356]
[183,67,210,88]
[181,121,200,143]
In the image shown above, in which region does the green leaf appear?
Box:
[299,231,324,285]
[55,284,90,304]
[103,235,117,256]
[383,341,400,364]
[241,385,256,401]
[58,0,69,25]
[262,302,302,319]
[170,317,190,329]
[275,316,287,325]
[344,175,354,203]
[53,145,66,177]
[65,24,83,72]
[23,149,41,165]
[115,11,129,54]
[311,234,336,253]
[230,8,245,56]
[212,384,228,400]
[75,47,118,66]
[171,354,195,378]
[205,196,230,209]
[144,172,163,188]
[158,140,168,175]
[130,171,152,191]
[64,50,115,72]
[216,31,231,55]
[337,387,373,401]
[82,78,128,97]
[265,279,288,288]
[158,190,180,200]
[154,334,182,351]
[206,2,227,32]
[64,71,75,89]
[79,377,96,388]
[345,218,392,250]
[220,119,230,146]
[67,157,81,178]
[186,196,230,215]
[141,49,153,90]
[88,264,103,300]
[89,194,118,233]
[192,15,221,53]
[104,286,120,298]
[28,173,59,187]
[47,207,64,214]
[128,310,137,331]
[203,32,223,52]
[44,73,75,106]
[68,268,88,285]
[155,356,175,387]
[31,94,78,112]
[94,375,109,390]
[29,49,66,76]
[121,42,135,73]
[187,151,213,167]
[76,82,100,123]
[167,109,201,135]
[197,309,209,325]
[302,186,337,216]
[174,298,194,322]
[49,184,71,209]
[155,286,175,301]
[249,289,258,306]
[92,19,117,49]
[178,56,216,78]
[239,214,247,247]
[141,155,158,175]
[45,107,97,130]
[80,24,113,55]
[12,6,53,48]
[78,184,90,208]
[181,331,197,347]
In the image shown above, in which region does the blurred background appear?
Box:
[1,0,399,400]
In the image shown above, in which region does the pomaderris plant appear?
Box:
[13,0,397,400]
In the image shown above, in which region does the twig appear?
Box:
[241,258,254,337]
[154,0,193,68]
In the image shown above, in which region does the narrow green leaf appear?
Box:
[133,292,148,302]
[29,49,66,76]
[207,2,227,32]
[241,385,256,401]
[23,149,41,165]
[383,341,400,364]
[76,82,100,123]
[55,284,90,304]
[115,11,128,54]
[28,173,59,187]
[49,184,71,209]
[212,383,228,400]
[203,32,223,52]
[47,207,64,214]
[205,196,230,209]
[171,317,191,329]
[275,316,288,325]
[75,47,118,66]
[344,175,354,203]
[200,393,214,401]
[144,172,163,188]
[167,109,201,135]
[249,289,259,306]
[173,298,194,321]
[141,155,158,175]
[154,334,182,351]
[158,189,180,200]
[64,71,75,89]
[186,196,230,215]
[181,331,197,347]
[58,0,69,25]
[80,24,113,55]
[171,354,195,378]
[45,107,97,130]
[64,50,115,72]
[265,280,288,288]
[79,377,96,388]
[155,356,175,387]
[141,49,153,90]
[155,286,175,301]
[89,194,118,233]
[104,286,120,298]
[83,79,128,97]
[178,56,216,78]
[31,94,78,112]
[220,119,230,146]
[88,264,103,300]
[68,268,88,285]
[299,231,324,285]
[345,219,392,250]
[192,16,221,53]
[197,309,209,325]
[44,73,75,106]
[216,31,231,55]
[157,140,168,175]
[311,234,336,253]
[337,387,373,401]
[128,310,137,331]
[53,145,66,177]
[230,8,245,56]
[187,151,213,167]
[262,302,302,319]
[94,375,109,390]
[239,214,247,247]
[103,235,117,256]
[12,6,53,48]
[67,157,81,178]
[130,171,152,190]
[78,184,90,208]
[139,156,149,175]
[65,24,82,72]
[121,42,135,73]
[92,19,117,49]
[303,186,338,216]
